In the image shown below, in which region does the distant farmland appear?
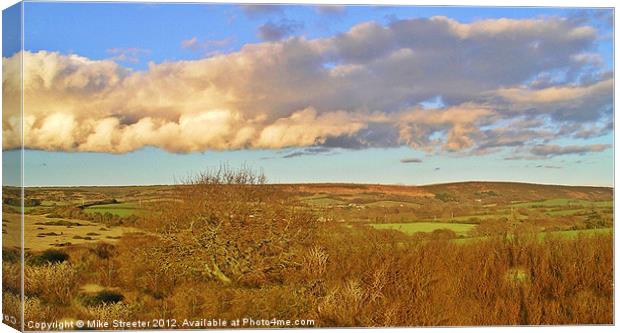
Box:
[370,222,475,236]
[84,202,144,217]
[3,180,613,326]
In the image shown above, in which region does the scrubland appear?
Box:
[2,167,614,328]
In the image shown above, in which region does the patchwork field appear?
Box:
[2,180,614,327]
[3,181,612,251]
[510,198,613,208]
[370,222,475,236]
[83,202,145,217]
[3,212,139,251]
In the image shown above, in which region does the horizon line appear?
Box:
[7,179,614,189]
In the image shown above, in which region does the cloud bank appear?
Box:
[530,144,611,157]
[2,16,613,158]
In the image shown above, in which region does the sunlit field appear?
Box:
[2,167,613,327]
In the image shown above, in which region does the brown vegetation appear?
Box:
[2,168,614,328]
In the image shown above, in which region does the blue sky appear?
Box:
[2,2,614,186]
[19,3,613,68]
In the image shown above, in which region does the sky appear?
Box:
[1,2,614,186]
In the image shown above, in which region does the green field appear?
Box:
[452,228,613,244]
[545,228,613,239]
[84,202,142,217]
[300,195,346,206]
[511,199,612,208]
[370,222,475,236]
[365,200,421,208]
[449,212,511,221]
[545,208,585,216]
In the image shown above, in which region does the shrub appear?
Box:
[435,192,457,202]
[2,262,21,294]
[82,303,136,323]
[430,228,458,240]
[25,262,78,305]
[92,243,115,259]
[2,248,20,263]
[150,165,320,287]
[27,249,69,266]
[24,297,58,323]
[82,290,125,306]
[115,234,180,299]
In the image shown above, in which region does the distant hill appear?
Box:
[6,182,613,207]
[277,181,613,205]
[422,181,612,203]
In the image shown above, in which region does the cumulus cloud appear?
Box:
[400,157,423,163]
[1,16,613,156]
[395,104,495,152]
[258,19,304,41]
[494,78,613,121]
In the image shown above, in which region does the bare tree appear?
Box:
[152,165,319,286]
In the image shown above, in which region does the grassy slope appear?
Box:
[83,202,143,217]
[371,222,475,236]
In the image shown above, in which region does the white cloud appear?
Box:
[2,16,612,156]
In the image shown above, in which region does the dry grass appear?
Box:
[81,303,137,323]
[25,262,78,305]
[6,168,613,327]
[312,230,613,326]
[2,292,22,329]
[10,220,613,327]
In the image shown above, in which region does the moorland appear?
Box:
[2,167,614,328]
